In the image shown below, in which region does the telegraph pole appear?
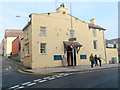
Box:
[70,2,75,69]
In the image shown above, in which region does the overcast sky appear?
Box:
[0,1,118,42]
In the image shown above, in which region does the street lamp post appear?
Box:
[69,2,75,69]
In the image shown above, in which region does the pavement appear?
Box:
[3,56,119,74]
[24,64,119,74]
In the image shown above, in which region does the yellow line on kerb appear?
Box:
[18,67,118,75]
[18,69,65,75]
[79,67,118,73]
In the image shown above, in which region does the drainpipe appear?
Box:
[103,31,107,64]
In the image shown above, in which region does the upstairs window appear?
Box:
[93,40,97,50]
[40,26,46,36]
[40,43,46,54]
[92,29,97,37]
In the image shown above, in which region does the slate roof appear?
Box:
[88,24,106,30]
[5,29,23,37]
[106,38,120,44]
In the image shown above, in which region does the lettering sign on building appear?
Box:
[69,38,77,41]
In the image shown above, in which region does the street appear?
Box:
[1,56,119,89]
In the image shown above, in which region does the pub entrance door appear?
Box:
[67,47,76,66]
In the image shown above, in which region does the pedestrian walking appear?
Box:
[89,54,94,68]
[98,55,102,67]
[62,55,68,67]
[94,55,98,66]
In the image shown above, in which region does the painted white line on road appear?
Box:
[52,75,59,77]
[16,86,24,89]
[55,75,63,78]
[48,77,55,80]
[27,83,36,86]
[43,77,51,79]
[9,73,74,89]
[8,66,11,69]
[22,82,31,85]
[6,68,9,70]
[38,80,47,83]
[34,79,42,82]
[9,85,20,89]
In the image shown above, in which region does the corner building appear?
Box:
[23,5,106,69]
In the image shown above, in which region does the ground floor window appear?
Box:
[40,43,46,54]
[25,43,29,56]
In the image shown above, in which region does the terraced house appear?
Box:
[3,29,23,56]
[22,5,107,69]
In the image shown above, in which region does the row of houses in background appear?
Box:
[0,4,119,69]
[106,38,120,63]
[0,30,23,60]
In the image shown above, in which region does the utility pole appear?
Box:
[55,0,58,11]
[70,2,75,69]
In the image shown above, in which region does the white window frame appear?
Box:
[25,43,29,56]
[92,29,97,37]
[93,40,97,50]
[40,26,46,36]
[40,43,46,54]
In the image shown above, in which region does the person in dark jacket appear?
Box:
[89,54,94,68]
[94,55,98,66]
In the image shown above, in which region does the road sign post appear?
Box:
[70,43,75,69]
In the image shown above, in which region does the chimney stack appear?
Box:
[90,18,97,25]
[56,3,68,14]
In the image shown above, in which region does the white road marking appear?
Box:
[8,66,11,69]
[16,86,24,89]
[34,79,42,82]
[22,82,31,85]
[55,75,63,78]
[52,75,59,77]
[9,73,74,89]
[38,80,47,83]
[27,83,36,86]
[9,85,20,89]
[43,77,51,79]
[6,68,9,70]
[48,77,55,80]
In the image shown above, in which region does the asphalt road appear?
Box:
[2,56,51,89]
[1,56,119,89]
[30,68,119,88]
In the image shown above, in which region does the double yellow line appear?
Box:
[18,69,66,75]
[79,67,118,74]
[18,67,118,75]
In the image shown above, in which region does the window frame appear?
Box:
[92,29,97,37]
[25,43,29,56]
[93,40,97,50]
[40,43,46,54]
[40,26,46,36]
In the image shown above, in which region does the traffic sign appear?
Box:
[70,43,75,48]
